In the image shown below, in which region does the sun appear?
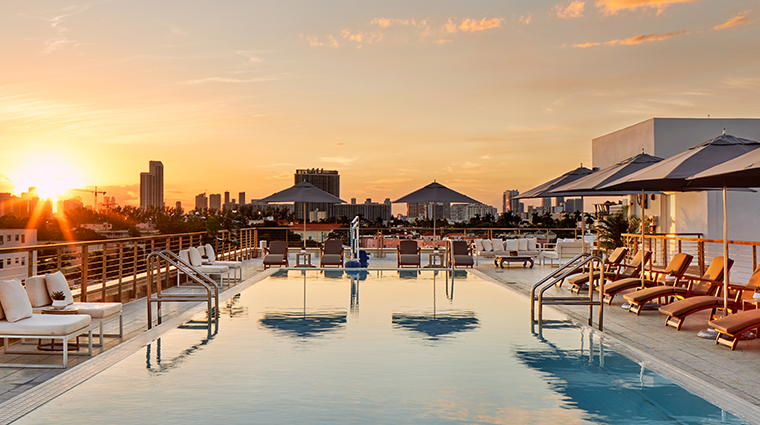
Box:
[10,154,86,201]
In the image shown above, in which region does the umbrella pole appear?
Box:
[723,184,729,313]
[303,203,307,250]
[580,196,585,254]
[640,190,645,289]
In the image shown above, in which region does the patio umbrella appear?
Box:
[393,181,481,239]
[687,136,760,311]
[261,182,345,249]
[603,132,760,312]
[516,166,595,252]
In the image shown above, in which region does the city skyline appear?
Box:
[0,1,758,212]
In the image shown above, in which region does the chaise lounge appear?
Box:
[449,240,474,268]
[660,264,760,330]
[565,247,628,293]
[601,252,692,305]
[623,256,732,315]
[320,240,345,268]
[709,308,760,350]
[199,244,243,282]
[397,240,421,268]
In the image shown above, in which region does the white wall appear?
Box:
[0,229,38,280]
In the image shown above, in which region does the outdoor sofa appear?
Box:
[473,238,540,264]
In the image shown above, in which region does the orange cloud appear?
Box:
[596,0,697,16]
[573,29,688,47]
[457,17,504,32]
[553,1,586,18]
[713,10,752,30]
[371,18,428,28]
[519,15,533,24]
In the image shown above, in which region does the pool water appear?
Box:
[13,270,745,424]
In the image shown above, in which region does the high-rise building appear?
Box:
[175,201,182,211]
[330,198,392,222]
[224,191,230,210]
[294,168,340,220]
[140,160,164,210]
[542,197,552,208]
[209,194,222,211]
[195,193,208,211]
[239,192,246,205]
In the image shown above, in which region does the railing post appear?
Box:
[133,243,138,298]
[118,243,124,303]
[754,245,757,270]
[254,229,258,258]
[101,242,108,302]
[698,239,705,276]
[81,245,89,302]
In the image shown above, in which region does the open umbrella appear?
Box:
[393,181,481,239]
[261,182,345,249]
[516,166,595,252]
[603,132,760,312]
[686,135,760,312]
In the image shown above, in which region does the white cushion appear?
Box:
[198,264,229,274]
[70,302,122,319]
[474,239,484,253]
[45,271,74,305]
[25,276,51,308]
[481,240,493,251]
[188,247,203,267]
[0,279,34,323]
[504,239,519,251]
[0,314,90,336]
[517,239,528,251]
[527,238,537,251]
[180,250,190,264]
[204,244,217,261]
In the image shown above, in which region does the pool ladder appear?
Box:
[146,250,220,329]
[530,253,606,331]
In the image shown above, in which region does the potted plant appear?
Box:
[50,291,67,310]
[753,286,760,300]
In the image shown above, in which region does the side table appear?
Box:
[426,251,445,268]
[296,251,314,267]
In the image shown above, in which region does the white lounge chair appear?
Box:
[24,272,123,347]
[199,244,242,282]
[179,248,230,285]
[0,278,94,368]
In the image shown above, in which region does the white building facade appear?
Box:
[592,118,760,242]
[0,229,37,280]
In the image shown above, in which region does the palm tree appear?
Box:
[596,206,639,255]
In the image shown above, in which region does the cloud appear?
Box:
[552,1,586,18]
[595,0,697,16]
[320,156,358,166]
[178,77,277,85]
[713,10,753,30]
[572,29,688,47]
[455,17,505,33]
[26,1,113,53]
[519,15,533,24]
[371,18,428,29]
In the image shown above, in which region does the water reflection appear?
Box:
[259,311,347,338]
[145,322,217,375]
[516,330,744,424]
[219,293,248,319]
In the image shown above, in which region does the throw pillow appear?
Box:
[0,279,33,323]
[45,271,74,305]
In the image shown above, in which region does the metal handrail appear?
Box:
[530,252,591,322]
[146,250,219,329]
[532,254,605,331]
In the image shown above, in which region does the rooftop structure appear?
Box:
[139,160,164,210]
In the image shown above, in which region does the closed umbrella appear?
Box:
[603,132,760,312]
[687,136,760,312]
[261,182,345,249]
[393,181,481,239]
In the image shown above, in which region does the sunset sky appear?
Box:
[1,0,758,212]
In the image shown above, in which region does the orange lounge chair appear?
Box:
[320,240,345,267]
[449,240,474,268]
[601,252,692,305]
[709,308,760,350]
[623,256,732,315]
[397,240,421,268]
[660,264,760,330]
[263,241,289,269]
[566,247,628,293]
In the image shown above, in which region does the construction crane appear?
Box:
[74,186,106,211]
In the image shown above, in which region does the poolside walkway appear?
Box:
[2,252,760,423]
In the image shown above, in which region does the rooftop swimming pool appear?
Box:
[13,270,746,424]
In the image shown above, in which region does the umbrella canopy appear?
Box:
[516,166,594,199]
[261,182,344,249]
[602,132,760,313]
[393,181,481,204]
[687,147,760,187]
[549,153,664,196]
[600,134,760,192]
[260,181,344,204]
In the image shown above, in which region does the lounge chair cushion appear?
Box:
[321,254,343,266]
[45,271,74,305]
[263,254,286,265]
[453,255,474,267]
[603,277,653,293]
[205,244,242,269]
[71,302,122,319]
[0,313,91,336]
[505,239,519,251]
[623,286,690,304]
[517,239,528,251]
[0,279,34,323]
[188,247,204,267]
[659,296,723,317]
[710,309,760,335]
[399,254,420,265]
[25,276,52,308]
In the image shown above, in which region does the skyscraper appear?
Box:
[503,190,520,214]
[140,160,164,210]
[224,191,230,210]
[294,168,340,220]
[209,194,222,211]
[239,192,246,206]
[195,193,208,211]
